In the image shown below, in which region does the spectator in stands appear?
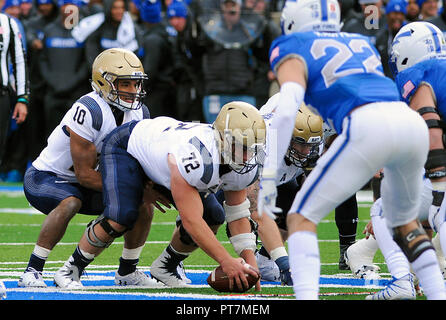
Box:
[244,0,280,107]
[140,0,177,118]
[428,0,446,32]
[166,0,204,121]
[20,0,34,21]
[375,0,407,78]
[72,0,143,67]
[79,0,103,17]
[199,0,265,123]
[39,0,90,140]
[418,0,438,20]
[3,0,20,18]
[406,0,421,21]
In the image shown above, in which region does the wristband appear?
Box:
[17,97,29,105]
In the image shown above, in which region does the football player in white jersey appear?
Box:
[149,108,264,288]
[19,48,164,289]
[54,101,265,291]
[249,94,324,285]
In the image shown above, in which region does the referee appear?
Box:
[0,12,29,166]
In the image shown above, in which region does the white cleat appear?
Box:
[345,238,381,280]
[177,261,192,284]
[0,280,6,300]
[366,273,416,300]
[18,267,47,288]
[256,251,280,282]
[352,264,381,280]
[115,269,166,288]
[54,258,84,289]
[150,254,189,288]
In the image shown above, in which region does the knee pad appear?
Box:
[85,215,126,248]
[393,222,434,263]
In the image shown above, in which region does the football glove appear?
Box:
[257,168,282,220]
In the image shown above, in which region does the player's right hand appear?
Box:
[220,257,258,292]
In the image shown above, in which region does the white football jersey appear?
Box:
[126,117,259,193]
[260,93,326,186]
[32,91,148,182]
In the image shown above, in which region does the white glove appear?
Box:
[257,169,282,220]
[429,189,446,233]
[429,204,442,233]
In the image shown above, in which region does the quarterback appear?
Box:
[19,48,161,289]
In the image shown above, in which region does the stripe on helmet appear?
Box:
[320,0,328,21]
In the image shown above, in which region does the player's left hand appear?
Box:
[257,170,282,220]
[143,181,172,213]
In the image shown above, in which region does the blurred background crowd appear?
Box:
[0,0,445,182]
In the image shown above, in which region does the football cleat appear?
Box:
[177,261,192,284]
[18,267,47,288]
[255,251,280,282]
[366,273,416,300]
[353,264,381,280]
[280,269,293,286]
[54,258,84,289]
[150,253,189,287]
[115,269,166,287]
[338,244,351,270]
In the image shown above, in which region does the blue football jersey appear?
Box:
[395,58,446,118]
[269,31,400,133]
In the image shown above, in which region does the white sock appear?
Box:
[122,245,145,260]
[288,231,320,300]
[411,249,446,300]
[33,245,51,259]
[372,215,410,279]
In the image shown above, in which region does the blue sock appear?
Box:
[275,256,290,272]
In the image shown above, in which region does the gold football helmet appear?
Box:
[213,101,266,173]
[286,103,323,169]
[91,48,148,111]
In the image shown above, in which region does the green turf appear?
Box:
[0,186,414,300]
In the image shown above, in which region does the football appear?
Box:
[207,263,259,293]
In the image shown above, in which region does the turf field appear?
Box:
[0,183,429,304]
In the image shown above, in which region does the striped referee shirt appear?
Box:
[0,13,29,100]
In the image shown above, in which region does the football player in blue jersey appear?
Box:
[390,23,446,256]
[257,0,446,299]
